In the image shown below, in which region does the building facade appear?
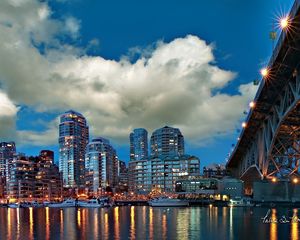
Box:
[128,155,200,193]
[59,110,89,188]
[117,160,128,192]
[203,164,228,179]
[150,155,200,192]
[7,152,62,201]
[35,150,62,200]
[130,128,148,161]
[0,142,16,197]
[150,126,184,158]
[128,159,150,193]
[85,137,118,196]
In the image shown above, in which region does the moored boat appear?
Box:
[77,199,103,208]
[48,199,76,208]
[228,198,254,207]
[8,203,21,208]
[148,197,189,207]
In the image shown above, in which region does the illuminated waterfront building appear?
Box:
[7,152,62,201]
[35,150,62,200]
[150,155,200,192]
[85,137,118,196]
[150,126,184,158]
[130,128,148,161]
[0,142,16,197]
[59,110,89,188]
[128,155,200,193]
[128,159,150,192]
[7,154,35,199]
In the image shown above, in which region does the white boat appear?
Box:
[77,199,103,208]
[148,197,189,207]
[21,201,43,208]
[48,199,76,208]
[228,198,254,207]
[8,203,21,208]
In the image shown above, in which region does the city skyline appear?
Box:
[0,0,295,166]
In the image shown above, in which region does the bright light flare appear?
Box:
[280,16,289,29]
[271,177,277,183]
[249,101,255,108]
[242,122,247,128]
[260,68,269,78]
[293,178,298,184]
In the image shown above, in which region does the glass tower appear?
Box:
[150,126,184,158]
[130,128,148,161]
[0,142,16,197]
[59,110,89,188]
[85,137,118,195]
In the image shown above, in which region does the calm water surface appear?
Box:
[0,206,299,239]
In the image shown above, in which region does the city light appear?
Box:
[242,122,247,128]
[293,178,299,184]
[271,177,277,183]
[260,68,269,78]
[280,16,289,29]
[249,101,255,108]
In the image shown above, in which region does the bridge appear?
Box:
[226,0,300,192]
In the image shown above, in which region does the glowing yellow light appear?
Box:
[280,16,289,29]
[249,101,255,108]
[272,177,277,183]
[293,178,298,184]
[261,68,269,77]
[242,122,247,128]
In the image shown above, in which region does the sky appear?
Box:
[0,0,295,166]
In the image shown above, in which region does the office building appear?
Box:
[130,128,148,161]
[59,110,89,188]
[150,126,184,158]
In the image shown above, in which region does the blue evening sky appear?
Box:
[16,0,294,166]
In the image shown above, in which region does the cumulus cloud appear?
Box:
[0,90,18,139]
[0,0,258,147]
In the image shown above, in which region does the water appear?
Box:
[0,206,299,240]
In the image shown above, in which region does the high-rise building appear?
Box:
[117,160,128,192]
[85,137,118,196]
[0,142,16,197]
[150,126,184,158]
[59,110,89,188]
[130,128,148,161]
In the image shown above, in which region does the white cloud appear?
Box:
[0,0,258,147]
[0,90,18,139]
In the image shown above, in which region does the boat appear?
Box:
[228,198,254,207]
[21,201,43,208]
[8,203,21,208]
[48,199,76,208]
[148,197,189,207]
[77,199,104,208]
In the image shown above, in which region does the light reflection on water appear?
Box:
[0,206,299,240]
